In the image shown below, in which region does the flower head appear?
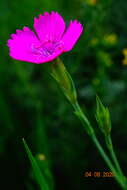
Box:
[7,12,83,64]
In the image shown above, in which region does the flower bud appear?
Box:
[51,58,77,104]
[96,96,111,135]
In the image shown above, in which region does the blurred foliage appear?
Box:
[0,0,127,189]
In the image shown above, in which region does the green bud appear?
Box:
[51,58,77,104]
[96,95,111,135]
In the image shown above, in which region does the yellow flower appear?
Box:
[122,58,127,65]
[122,48,127,56]
[122,48,127,65]
[37,154,46,161]
[85,0,97,6]
[103,34,118,46]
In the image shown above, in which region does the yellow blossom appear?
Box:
[122,58,127,65]
[103,34,118,46]
[122,48,127,56]
[85,0,97,6]
[37,154,46,161]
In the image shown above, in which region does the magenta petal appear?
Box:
[62,20,83,52]
[7,26,64,64]
[7,27,45,63]
[34,11,65,43]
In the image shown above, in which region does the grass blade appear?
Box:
[23,138,50,190]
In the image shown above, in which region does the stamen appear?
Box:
[31,41,63,57]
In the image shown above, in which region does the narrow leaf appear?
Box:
[23,139,50,190]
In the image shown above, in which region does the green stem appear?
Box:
[73,102,126,190]
[91,134,126,189]
[51,58,127,189]
[72,102,94,136]
[105,135,124,178]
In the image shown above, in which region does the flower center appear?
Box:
[31,41,63,57]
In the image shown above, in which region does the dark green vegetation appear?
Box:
[0,0,127,189]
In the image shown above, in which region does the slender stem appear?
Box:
[91,134,126,189]
[105,135,124,178]
[72,102,126,190]
[51,58,127,189]
[72,102,94,135]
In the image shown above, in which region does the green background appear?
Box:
[0,0,127,189]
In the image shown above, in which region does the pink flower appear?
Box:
[7,12,83,64]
